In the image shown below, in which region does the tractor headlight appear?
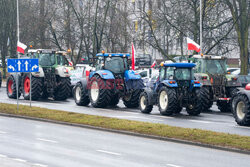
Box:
[63,68,69,73]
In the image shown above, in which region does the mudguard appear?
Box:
[236,88,250,101]
[124,70,141,82]
[89,70,115,80]
[10,73,22,87]
[143,88,157,105]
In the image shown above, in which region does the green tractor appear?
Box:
[6,49,71,100]
[189,55,241,112]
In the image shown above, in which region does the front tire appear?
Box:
[200,86,213,112]
[54,77,71,101]
[74,82,90,106]
[186,88,202,116]
[158,87,177,116]
[139,92,153,114]
[232,94,250,126]
[22,74,43,100]
[123,79,143,108]
[6,75,20,99]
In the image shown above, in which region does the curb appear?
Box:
[0,113,249,155]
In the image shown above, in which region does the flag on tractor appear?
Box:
[131,42,136,70]
[17,41,27,54]
[187,37,200,53]
[151,60,157,68]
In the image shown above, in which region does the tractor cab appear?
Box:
[157,63,199,90]
[94,53,130,74]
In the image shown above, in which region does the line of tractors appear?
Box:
[5,49,250,126]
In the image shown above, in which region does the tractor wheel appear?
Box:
[232,94,250,126]
[217,101,231,112]
[139,92,153,114]
[109,94,120,106]
[54,77,71,101]
[74,82,90,106]
[157,87,177,116]
[6,75,21,99]
[186,88,202,116]
[200,86,213,111]
[89,75,112,108]
[22,74,42,100]
[123,79,143,108]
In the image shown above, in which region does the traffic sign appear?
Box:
[7,59,39,73]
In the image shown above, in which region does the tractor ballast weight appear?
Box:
[189,55,241,112]
[139,63,202,116]
[6,49,71,101]
[74,53,144,108]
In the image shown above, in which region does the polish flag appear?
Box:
[151,60,156,68]
[17,41,27,54]
[187,37,200,53]
[131,42,135,70]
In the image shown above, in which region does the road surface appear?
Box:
[0,87,249,136]
[0,116,249,167]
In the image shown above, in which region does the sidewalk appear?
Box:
[1,81,6,87]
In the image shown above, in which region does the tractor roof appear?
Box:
[192,55,226,60]
[96,53,130,57]
[163,63,196,68]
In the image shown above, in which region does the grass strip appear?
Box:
[0,102,250,151]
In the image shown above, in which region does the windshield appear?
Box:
[174,68,194,80]
[57,54,69,66]
[104,57,128,73]
[203,59,226,74]
[39,53,56,66]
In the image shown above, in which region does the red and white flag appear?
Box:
[131,42,135,70]
[17,41,27,54]
[151,60,156,68]
[187,37,200,53]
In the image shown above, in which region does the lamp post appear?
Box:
[200,0,203,55]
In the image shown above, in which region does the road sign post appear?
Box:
[7,59,39,111]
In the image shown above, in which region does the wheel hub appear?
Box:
[237,101,246,120]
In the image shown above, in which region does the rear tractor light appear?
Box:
[194,81,200,84]
[202,76,207,80]
[169,81,176,84]
[232,77,237,81]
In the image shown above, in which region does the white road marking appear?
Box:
[37,138,58,143]
[231,125,250,129]
[33,163,48,167]
[189,120,212,124]
[151,115,173,119]
[97,150,121,156]
[0,131,7,134]
[0,154,7,158]
[12,158,27,162]
[167,164,182,167]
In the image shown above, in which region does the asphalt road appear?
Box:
[0,116,249,167]
[0,87,250,136]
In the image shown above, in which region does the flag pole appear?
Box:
[16,0,20,112]
[200,0,203,55]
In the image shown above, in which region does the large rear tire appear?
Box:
[74,82,90,106]
[22,74,43,100]
[158,87,177,116]
[139,92,153,114]
[232,94,250,126]
[186,88,202,116]
[123,79,143,108]
[200,86,213,111]
[89,75,112,108]
[54,77,71,101]
[6,75,21,99]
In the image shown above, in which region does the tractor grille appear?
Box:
[43,67,56,94]
[209,74,225,86]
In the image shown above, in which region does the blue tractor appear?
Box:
[139,63,202,116]
[74,53,144,108]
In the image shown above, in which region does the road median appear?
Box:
[0,103,250,154]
